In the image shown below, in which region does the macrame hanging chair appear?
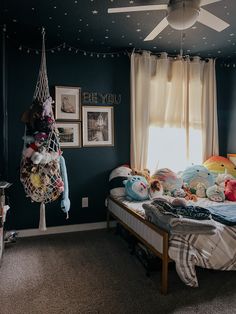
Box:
[20,28,70,230]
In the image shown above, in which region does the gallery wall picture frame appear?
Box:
[82,106,114,147]
[55,86,81,121]
[56,122,81,148]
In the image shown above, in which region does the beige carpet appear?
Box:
[0,229,236,314]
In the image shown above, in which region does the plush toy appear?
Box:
[109,165,132,197]
[42,97,54,118]
[181,165,214,193]
[131,168,150,183]
[195,183,207,198]
[123,175,149,201]
[206,185,225,202]
[30,173,42,188]
[31,148,59,165]
[34,132,48,142]
[23,142,41,158]
[215,170,234,190]
[183,185,198,202]
[203,156,236,178]
[172,197,187,207]
[59,155,70,218]
[152,168,184,196]
[148,178,163,199]
[225,179,236,201]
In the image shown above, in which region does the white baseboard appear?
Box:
[17,221,117,238]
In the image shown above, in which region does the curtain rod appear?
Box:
[131,48,211,62]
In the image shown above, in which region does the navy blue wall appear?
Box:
[216,59,236,156]
[5,48,130,230]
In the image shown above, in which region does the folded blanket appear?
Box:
[143,203,217,235]
[151,198,212,220]
[206,204,236,226]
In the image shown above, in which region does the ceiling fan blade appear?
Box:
[108,4,168,14]
[197,8,230,32]
[201,0,221,6]
[144,17,168,41]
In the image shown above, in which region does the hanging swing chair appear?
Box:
[20,28,70,230]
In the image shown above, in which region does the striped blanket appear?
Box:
[169,222,236,287]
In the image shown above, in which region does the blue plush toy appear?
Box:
[123,175,149,201]
[59,155,70,218]
[181,165,215,193]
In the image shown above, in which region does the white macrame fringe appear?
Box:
[39,202,47,231]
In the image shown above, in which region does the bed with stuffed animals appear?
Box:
[107,157,236,294]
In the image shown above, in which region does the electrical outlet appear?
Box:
[82,197,88,208]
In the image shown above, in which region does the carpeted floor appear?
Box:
[0,229,236,314]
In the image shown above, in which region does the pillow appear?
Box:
[109,165,132,197]
[123,175,149,201]
[203,155,236,178]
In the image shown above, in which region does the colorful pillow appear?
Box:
[123,175,149,201]
[203,156,236,178]
[109,165,132,197]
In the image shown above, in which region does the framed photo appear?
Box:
[82,106,114,147]
[56,122,81,148]
[55,86,81,121]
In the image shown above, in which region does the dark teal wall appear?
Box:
[5,48,130,230]
[216,59,236,156]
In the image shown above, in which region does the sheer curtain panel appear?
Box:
[130,52,219,173]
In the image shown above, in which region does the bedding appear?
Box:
[110,195,236,288]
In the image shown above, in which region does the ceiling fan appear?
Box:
[108,0,230,41]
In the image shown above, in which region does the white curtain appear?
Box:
[130,52,219,173]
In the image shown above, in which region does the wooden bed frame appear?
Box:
[107,195,172,294]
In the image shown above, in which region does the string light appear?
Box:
[14,40,127,58]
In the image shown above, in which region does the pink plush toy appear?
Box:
[225,179,236,201]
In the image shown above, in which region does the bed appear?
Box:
[107,195,236,294]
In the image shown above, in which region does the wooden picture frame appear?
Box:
[56,122,81,148]
[82,106,114,147]
[55,86,81,121]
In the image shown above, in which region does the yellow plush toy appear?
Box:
[131,168,150,182]
[203,156,236,177]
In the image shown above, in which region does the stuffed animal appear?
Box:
[123,175,149,201]
[31,148,59,165]
[206,185,225,202]
[23,142,41,158]
[148,178,163,199]
[131,168,150,183]
[215,170,234,190]
[225,179,236,201]
[109,165,132,197]
[196,183,207,198]
[59,155,70,218]
[42,97,54,118]
[183,185,198,202]
[181,165,214,193]
[152,168,184,196]
[203,155,236,178]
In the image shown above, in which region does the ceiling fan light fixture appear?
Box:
[167,1,200,30]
